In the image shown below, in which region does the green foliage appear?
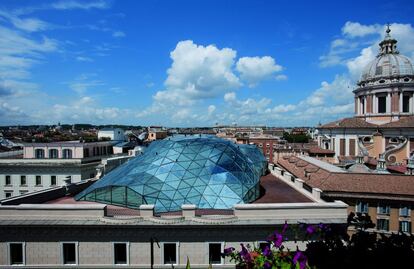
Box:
[282,132,310,143]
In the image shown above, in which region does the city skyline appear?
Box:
[1,0,414,127]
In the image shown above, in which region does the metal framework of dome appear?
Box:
[75,135,267,212]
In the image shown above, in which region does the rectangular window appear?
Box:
[208,243,222,265]
[114,243,128,265]
[400,206,411,217]
[51,176,57,186]
[403,95,410,113]
[62,243,77,265]
[83,148,90,158]
[5,191,12,198]
[360,96,365,114]
[377,204,390,215]
[399,221,411,233]
[349,139,356,156]
[377,219,389,231]
[9,243,24,265]
[340,139,345,156]
[163,243,177,265]
[5,175,11,185]
[35,175,42,186]
[378,96,387,113]
[20,175,26,186]
[356,201,368,213]
[20,191,28,195]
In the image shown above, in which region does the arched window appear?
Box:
[49,149,59,159]
[62,149,73,159]
[35,149,45,159]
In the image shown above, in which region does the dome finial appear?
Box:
[378,23,398,55]
[385,23,391,38]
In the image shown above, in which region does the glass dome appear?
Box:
[75,135,267,213]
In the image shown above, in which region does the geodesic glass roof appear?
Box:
[75,135,267,213]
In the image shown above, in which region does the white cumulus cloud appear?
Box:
[236,56,283,87]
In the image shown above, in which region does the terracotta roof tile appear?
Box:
[308,147,335,154]
[381,116,414,128]
[277,157,414,198]
[319,117,377,129]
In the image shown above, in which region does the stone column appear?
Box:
[367,95,372,114]
[355,97,359,115]
[386,93,391,113]
[410,93,414,114]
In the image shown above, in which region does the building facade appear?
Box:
[98,128,125,141]
[0,171,347,268]
[276,155,414,234]
[317,27,414,164]
[0,141,117,200]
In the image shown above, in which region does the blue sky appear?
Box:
[1,0,414,127]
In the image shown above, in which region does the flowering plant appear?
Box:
[222,222,329,269]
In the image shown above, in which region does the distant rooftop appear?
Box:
[298,155,346,173]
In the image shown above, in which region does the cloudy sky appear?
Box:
[1,0,414,127]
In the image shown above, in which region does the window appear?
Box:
[5,175,11,185]
[208,243,222,264]
[356,201,368,214]
[378,95,387,113]
[83,148,90,158]
[400,221,411,233]
[403,95,410,113]
[113,243,128,265]
[258,143,263,148]
[266,143,270,148]
[35,149,45,159]
[377,204,390,215]
[9,243,25,265]
[20,191,28,195]
[62,149,73,159]
[20,176,26,186]
[62,242,77,265]
[49,149,59,159]
[51,176,57,186]
[377,219,389,231]
[400,206,411,217]
[35,176,42,186]
[163,243,178,265]
[339,139,345,156]
[5,191,12,198]
[361,97,365,114]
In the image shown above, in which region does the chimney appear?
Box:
[356,154,364,164]
[376,154,387,173]
[406,156,414,175]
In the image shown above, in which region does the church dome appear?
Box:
[358,26,414,85]
[360,54,413,83]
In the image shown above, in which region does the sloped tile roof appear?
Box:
[277,156,414,198]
